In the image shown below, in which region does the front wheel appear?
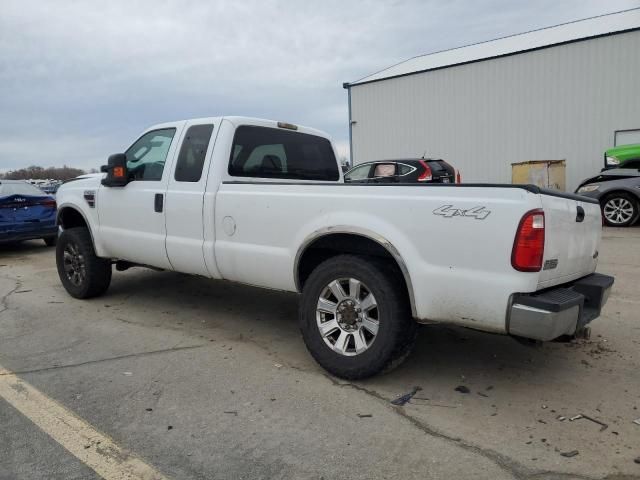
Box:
[299,255,416,380]
[601,192,639,227]
[56,227,112,299]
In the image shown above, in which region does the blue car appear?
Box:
[0,180,58,246]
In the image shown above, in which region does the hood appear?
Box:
[606,144,640,162]
[578,169,640,187]
[576,170,640,193]
[66,173,104,181]
[58,173,103,193]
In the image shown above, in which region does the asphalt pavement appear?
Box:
[0,228,639,480]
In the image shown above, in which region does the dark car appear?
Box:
[40,182,61,195]
[0,180,58,246]
[344,158,460,184]
[575,169,640,227]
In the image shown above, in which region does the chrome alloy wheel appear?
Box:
[316,278,379,356]
[63,242,86,286]
[603,197,634,225]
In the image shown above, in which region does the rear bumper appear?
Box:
[507,273,614,341]
[0,226,58,244]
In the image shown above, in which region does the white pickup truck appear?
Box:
[55,117,613,379]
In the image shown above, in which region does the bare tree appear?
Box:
[0,165,86,181]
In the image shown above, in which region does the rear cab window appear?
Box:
[228,126,339,181]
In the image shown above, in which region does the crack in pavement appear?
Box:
[322,375,634,480]
[111,314,286,362]
[0,344,207,377]
[0,277,22,316]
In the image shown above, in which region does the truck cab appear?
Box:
[73,117,341,276]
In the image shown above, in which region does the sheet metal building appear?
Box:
[344,9,640,191]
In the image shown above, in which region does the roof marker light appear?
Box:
[277,122,298,130]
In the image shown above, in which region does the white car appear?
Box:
[55,117,613,379]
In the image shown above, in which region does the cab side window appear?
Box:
[125,128,176,181]
[174,124,214,182]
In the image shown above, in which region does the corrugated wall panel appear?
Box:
[350,30,640,191]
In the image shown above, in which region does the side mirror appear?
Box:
[101,153,128,187]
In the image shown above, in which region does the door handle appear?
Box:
[576,205,585,223]
[154,193,164,213]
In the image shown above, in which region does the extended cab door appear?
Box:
[164,121,217,276]
[97,124,183,269]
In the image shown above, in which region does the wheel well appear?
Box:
[601,190,640,204]
[58,207,89,230]
[296,233,412,308]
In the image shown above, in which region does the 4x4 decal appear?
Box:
[433,205,491,220]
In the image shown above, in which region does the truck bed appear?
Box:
[214,181,602,333]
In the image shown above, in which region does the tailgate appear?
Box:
[538,193,601,288]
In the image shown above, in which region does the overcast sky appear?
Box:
[1,0,638,172]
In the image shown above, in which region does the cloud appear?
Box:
[1,0,638,171]
[0,134,112,172]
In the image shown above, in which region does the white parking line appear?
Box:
[0,364,169,480]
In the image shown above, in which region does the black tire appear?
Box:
[601,192,639,227]
[299,254,416,380]
[56,227,112,299]
[43,235,57,247]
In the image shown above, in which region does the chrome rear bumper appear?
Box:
[507,273,614,341]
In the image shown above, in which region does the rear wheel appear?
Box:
[601,192,639,227]
[56,227,112,298]
[299,255,416,380]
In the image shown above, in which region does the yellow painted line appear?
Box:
[0,364,169,480]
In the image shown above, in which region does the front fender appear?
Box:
[56,202,105,257]
[599,184,640,201]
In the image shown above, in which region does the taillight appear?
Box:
[40,199,57,208]
[418,160,432,182]
[511,209,545,272]
[456,170,462,184]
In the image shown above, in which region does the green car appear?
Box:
[604,144,640,169]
